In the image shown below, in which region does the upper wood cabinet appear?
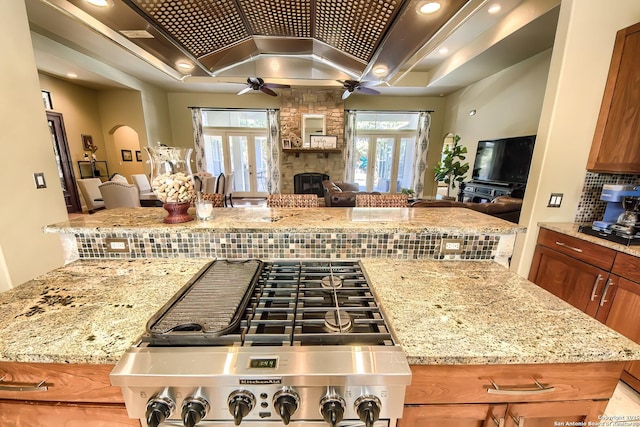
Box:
[587,21,640,173]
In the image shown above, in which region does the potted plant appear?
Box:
[434,134,469,199]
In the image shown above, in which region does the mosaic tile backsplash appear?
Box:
[74,231,503,261]
[574,172,640,223]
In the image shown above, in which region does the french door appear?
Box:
[203,131,268,197]
[354,134,416,193]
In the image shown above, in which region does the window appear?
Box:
[200,110,269,197]
[349,112,419,193]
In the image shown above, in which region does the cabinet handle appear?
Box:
[509,413,524,427]
[554,241,583,253]
[486,377,555,395]
[590,274,603,301]
[0,375,48,392]
[600,279,613,307]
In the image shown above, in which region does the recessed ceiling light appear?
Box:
[488,3,502,14]
[120,30,154,39]
[438,47,449,55]
[67,72,78,79]
[469,109,477,116]
[85,0,113,7]
[175,60,194,72]
[417,1,441,15]
[372,66,388,76]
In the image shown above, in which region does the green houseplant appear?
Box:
[434,134,469,198]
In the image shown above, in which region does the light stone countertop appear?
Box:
[538,222,640,257]
[1,258,639,366]
[43,207,526,235]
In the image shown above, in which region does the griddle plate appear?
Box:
[148,259,262,336]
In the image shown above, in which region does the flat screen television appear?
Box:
[472,135,536,186]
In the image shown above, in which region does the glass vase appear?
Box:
[145,146,195,223]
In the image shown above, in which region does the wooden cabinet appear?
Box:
[587,21,640,173]
[0,361,135,426]
[398,362,620,427]
[529,228,640,391]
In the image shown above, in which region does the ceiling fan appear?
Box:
[237,77,290,96]
[339,80,381,100]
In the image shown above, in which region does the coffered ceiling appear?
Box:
[25,0,560,95]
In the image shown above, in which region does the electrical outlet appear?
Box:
[34,173,46,189]
[441,238,464,254]
[105,238,129,253]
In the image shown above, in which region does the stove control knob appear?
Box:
[355,395,382,427]
[319,393,346,426]
[145,392,176,427]
[228,390,256,426]
[181,394,210,427]
[273,387,300,425]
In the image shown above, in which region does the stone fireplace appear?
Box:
[279,88,345,194]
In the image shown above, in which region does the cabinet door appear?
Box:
[505,400,606,426]
[0,400,137,426]
[588,21,640,173]
[399,404,507,427]
[529,245,607,317]
[597,276,640,342]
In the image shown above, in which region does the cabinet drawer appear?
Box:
[0,362,124,403]
[405,362,623,405]
[612,252,640,282]
[0,400,137,426]
[537,228,616,270]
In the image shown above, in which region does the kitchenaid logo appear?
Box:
[239,378,282,385]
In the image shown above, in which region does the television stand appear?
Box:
[459,181,525,202]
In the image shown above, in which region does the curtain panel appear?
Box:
[411,112,431,199]
[343,110,357,182]
[266,109,281,194]
[190,107,205,172]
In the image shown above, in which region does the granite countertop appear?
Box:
[43,207,526,235]
[1,258,638,366]
[538,222,640,257]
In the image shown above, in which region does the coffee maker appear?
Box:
[585,184,640,244]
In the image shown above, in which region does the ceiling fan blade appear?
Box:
[263,83,291,89]
[260,87,278,96]
[359,80,379,87]
[237,86,253,95]
[342,89,352,100]
[358,86,381,95]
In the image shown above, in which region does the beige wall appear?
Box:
[0,0,67,291]
[111,126,145,179]
[512,0,640,276]
[442,49,552,174]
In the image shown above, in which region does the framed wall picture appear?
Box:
[136,150,142,161]
[121,149,133,162]
[82,134,94,151]
[309,135,338,149]
[282,139,292,149]
[41,90,53,110]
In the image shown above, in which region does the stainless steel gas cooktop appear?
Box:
[111,259,411,427]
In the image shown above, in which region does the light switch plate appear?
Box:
[548,193,563,208]
[34,173,46,189]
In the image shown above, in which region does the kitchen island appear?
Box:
[1,258,639,425]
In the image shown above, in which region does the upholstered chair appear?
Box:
[201,193,225,207]
[223,172,234,207]
[130,174,153,196]
[267,194,319,208]
[77,178,105,213]
[355,194,409,207]
[98,181,141,209]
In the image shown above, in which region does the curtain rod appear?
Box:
[344,109,434,113]
[188,107,279,111]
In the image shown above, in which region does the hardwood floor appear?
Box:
[605,381,640,419]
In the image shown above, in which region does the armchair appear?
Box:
[98,181,141,209]
[77,178,105,213]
